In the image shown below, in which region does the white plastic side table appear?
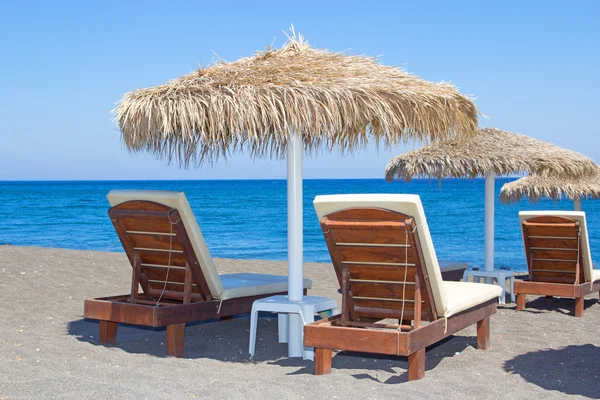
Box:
[462,268,515,304]
[249,295,338,361]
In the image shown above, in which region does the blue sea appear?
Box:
[0,179,597,271]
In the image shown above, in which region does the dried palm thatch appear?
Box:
[500,169,600,203]
[385,127,597,181]
[114,28,478,166]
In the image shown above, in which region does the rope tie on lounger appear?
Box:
[105,238,120,252]
[397,222,417,355]
[155,215,181,307]
[396,220,447,354]
[107,217,122,251]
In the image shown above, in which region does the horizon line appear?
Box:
[0,176,523,183]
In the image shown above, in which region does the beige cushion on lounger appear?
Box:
[220,273,309,299]
[442,281,502,317]
[108,190,311,300]
[314,194,502,318]
[519,211,597,283]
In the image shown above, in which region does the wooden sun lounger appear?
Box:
[305,194,501,380]
[515,211,600,317]
[84,190,311,357]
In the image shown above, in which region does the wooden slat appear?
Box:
[524,216,578,224]
[532,260,578,272]
[110,200,169,212]
[329,228,408,245]
[144,269,200,298]
[127,229,183,251]
[134,247,184,254]
[345,264,417,282]
[146,288,203,302]
[146,281,200,293]
[118,217,174,235]
[141,262,186,269]
[531,248,578,261]
[338,245,416,264]
[354,307,420,320]
[135,250,187,267]
[523,223,578,238]
[353,298,420,312]
[323,208,409,222]
[125,230,176,236]
[143,267,185,282]
[351,282,416,299]
[528,237,578,249]
[531,271,576,284]
[332,320,413,331]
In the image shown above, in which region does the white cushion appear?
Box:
[593,270,600,282]
[442,281,502,318]
[519,211,594,283]
[107,190,314,300]
[314,194,448,317]
[220,273,312,300]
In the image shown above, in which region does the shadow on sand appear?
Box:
[269,334,474,384]
[68,314,477,383]
[517,296,599,316]
[68,313,275,362]
[504,344,600,398]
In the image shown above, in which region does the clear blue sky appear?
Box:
[0,0,598,180]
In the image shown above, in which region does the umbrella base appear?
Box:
[249,295,338,360]
[462,269,516,304]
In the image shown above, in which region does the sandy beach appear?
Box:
[1,245,599,399]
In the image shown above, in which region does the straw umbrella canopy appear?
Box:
[500,167,600,210]
[385,127,596,273]
[113,30,479,357]
[385,128,596,181]
[116,32,478,166]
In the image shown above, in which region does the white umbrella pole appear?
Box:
[574,197,582,211]
[484,173,495,279]
[287,132,304,302]
[286,132,304,357]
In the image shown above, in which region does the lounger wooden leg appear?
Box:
[516,293,526,311]
[408,349,425,381]
[575,297,584,317]
[166,323,186,357]
[220,316,233,323]
[314,348,332,375]
[545,295,553,303]
[477,317,490,350]
[99,320,118,345]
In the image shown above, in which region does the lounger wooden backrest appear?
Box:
[521,215,584,285]
[109,200,213,303]
[319,207,438,328]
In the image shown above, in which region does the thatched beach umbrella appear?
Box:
[114,30,479,357]
[385,127,596,273]
[500,168,600,210]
